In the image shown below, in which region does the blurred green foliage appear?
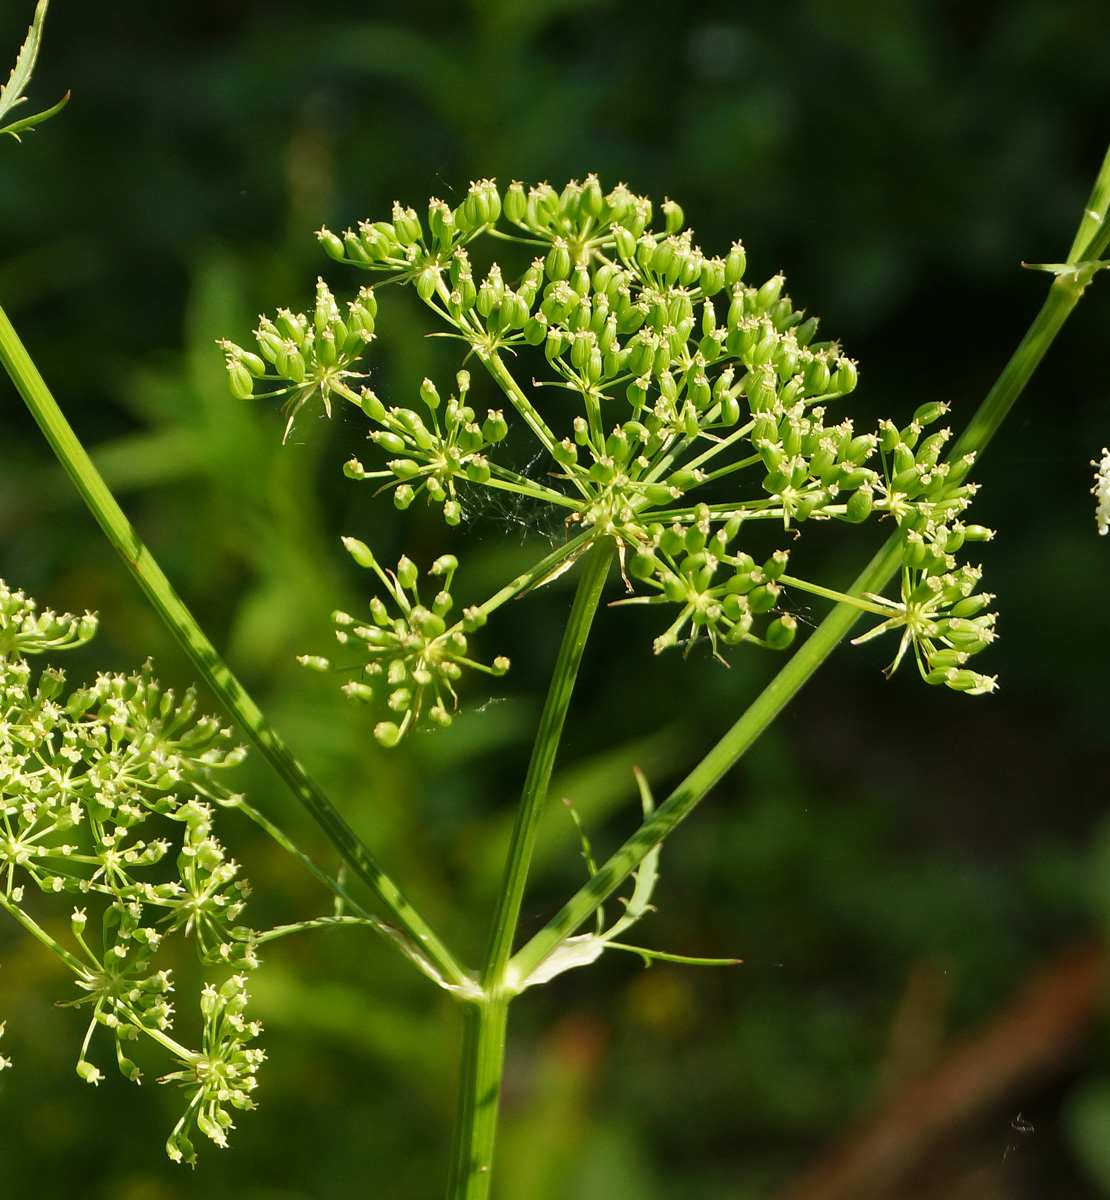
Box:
[1,1,1109,1197]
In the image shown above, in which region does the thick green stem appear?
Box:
[510,223,1106,987]
[446,537,613,1200]
[445,994,511,1200]
[0,303,470,993]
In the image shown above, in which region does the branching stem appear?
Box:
[508,148,1110,983]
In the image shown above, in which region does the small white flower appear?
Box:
[1092,447,1110,536]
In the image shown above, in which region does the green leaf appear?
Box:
[0,90,69,139]
[0,0,68,141]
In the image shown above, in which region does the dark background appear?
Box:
[1,2,1109,1198]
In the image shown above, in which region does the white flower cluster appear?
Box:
[0,580,260,1161]
[1093,448,1110,536]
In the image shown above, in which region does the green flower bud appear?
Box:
[658,525,686,557]
[389,458,423,480]
[227,360,255,400]
[444,499,462,524]
[751,333,778,367]
[569,330,596,371]
[915,431,949,468]
[942,669,997,695]
[277,342,306,383]
[418,378,441,411]
[962,524,993,541]
[628,549,657,580]
[891,465,922,494]
[317,227,346,261]
[456,179,498,232]
[358,222,398,262]
[949,594,991,619]
[764,614,797,650]
[613,225,637,261]
[844,487,874,523]
[650,238,676,279]
[652,338,673,375]
[374,721,404,748]
[700,257,726,295]
[546,238,573,281]
[373,430,408,455]
[540,437,572,468]
[722,592,747,621]
[415,266,441,302]
[413,608,446,637]
[466,456,491,484]
[841,433,877,465]
[545,327,570,362]
[624,331,655,377]
[393,484,415,510]
[482,410,509,442]
[683,523,707,555]
[392,202,422,246]
[367,598,389,626]
[768,299,798,335]
[753,274,785,313]
[342,537,377,569]
[716,393,741,426]
[588,457,616,484]
[605,428,630,460]
[762,550,789,580]
[277,309,307,345]
[794,316,820,346]
[343,229,373,264]
[394,556,418,590]
[297,655,331,672]
[503,181,527,224]
[913,400,950,427]
[748,583,781,614]
[77,1061,103,1086]
[661,198,684,234]
[793,487,834,520]
[520,313,547,346]
[832,358,858,394]
[499,289,529,329]
[359,389,386,421]
[801,357,829,395]
[662,574,687,603]
[724,242,747,287]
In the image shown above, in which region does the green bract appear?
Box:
[222,176,999,733]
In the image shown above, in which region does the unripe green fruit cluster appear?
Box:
[1,579,98,656]
[218,279,377,441]
[235,175,1000,710]
[341,370,508,526]
[300,541,509,745]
